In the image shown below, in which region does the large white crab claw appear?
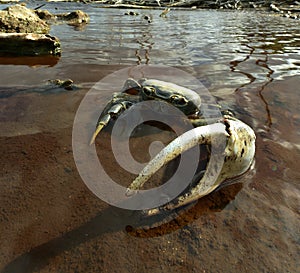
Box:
[126,116,256,215]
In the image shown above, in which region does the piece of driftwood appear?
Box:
[96,0,300,11]
[101,3,158,9]
[0,33,61,56]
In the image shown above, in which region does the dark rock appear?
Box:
[57,10,90,25]
[35,9,90,26]
[48,79,76,90]
[35,9,54,21]
[124,11,139,15]
[0,33,61,56]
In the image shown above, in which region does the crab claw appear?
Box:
[126,117,255,210]
[126,122,227,194]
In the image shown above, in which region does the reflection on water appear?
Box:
[0,2,299,273]
[0,56,59,66]
[74,6,298,73]
[47,4,300,81]
[0,3,298,93]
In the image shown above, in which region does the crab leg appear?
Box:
[90,103,125,145]
[90,99,135,145]
[90,79,142,145]
[126,117,255,212]
[89,113,111,145]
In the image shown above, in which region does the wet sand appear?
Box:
[0,62,299,272]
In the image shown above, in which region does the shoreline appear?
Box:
[35,0,300,19]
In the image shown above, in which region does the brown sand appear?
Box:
[0,66,299,272]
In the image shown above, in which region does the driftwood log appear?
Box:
[98,0,300,18]
[0,33,61,56]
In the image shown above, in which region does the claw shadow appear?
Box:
[1,181,242,273]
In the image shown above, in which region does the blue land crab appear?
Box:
[90,78,256,215]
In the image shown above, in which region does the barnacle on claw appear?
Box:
[92,78,256,214]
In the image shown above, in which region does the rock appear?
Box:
[0,0,19,3]
[57,10,90,25]
[35,9,90,26]
[0,33,61,56]
[0,4,90,33]
[124,11,139,16]
[35,9,54,21]
[0,4,89,57]
[143,14,152,23]
[0,4,50,33]
[48,79,76,90]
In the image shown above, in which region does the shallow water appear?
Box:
[0,2,299,273]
